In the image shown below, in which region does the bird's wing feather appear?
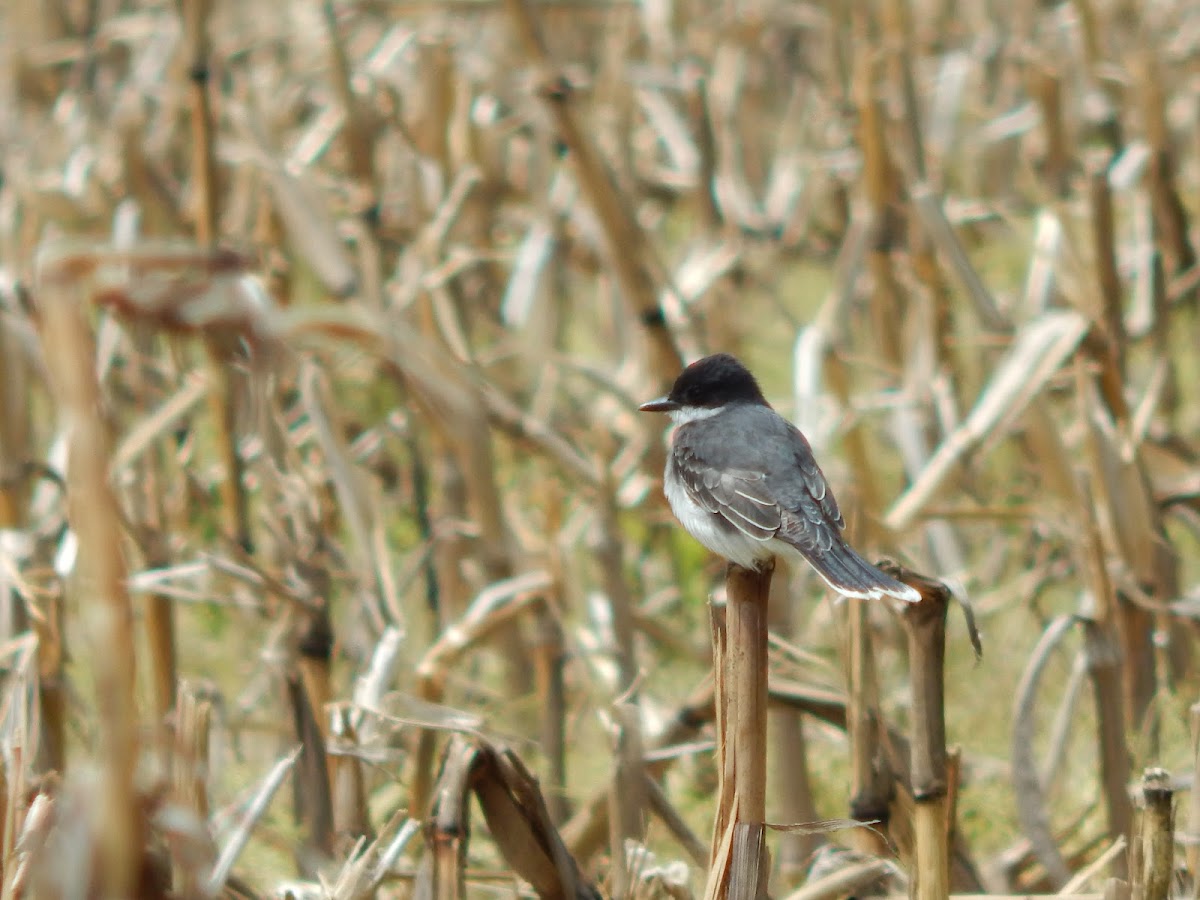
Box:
[675,446,781,541]
[766,424,846,552]
[778,497,839,553]
[792,432,845,529]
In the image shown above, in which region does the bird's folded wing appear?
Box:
[778,496,840,553]
[775,452,847,553]
[676,450,780,540]
[674,429,849,550]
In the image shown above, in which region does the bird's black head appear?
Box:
[640,353,768,413]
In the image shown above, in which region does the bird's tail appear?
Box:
[798,537,921,603]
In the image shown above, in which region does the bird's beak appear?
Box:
[639,397,679,413]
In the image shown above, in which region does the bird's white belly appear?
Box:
[664,468,775,570]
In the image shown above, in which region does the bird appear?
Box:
[640,353,920,603]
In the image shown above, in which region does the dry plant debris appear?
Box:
[1,0,1200,898]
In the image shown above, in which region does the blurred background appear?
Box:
[1,0,1199,896]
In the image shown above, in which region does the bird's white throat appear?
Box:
[668,404,725,425]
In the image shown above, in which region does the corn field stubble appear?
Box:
[1,0,1200,896]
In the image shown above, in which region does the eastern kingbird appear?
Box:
[640,353,920,603]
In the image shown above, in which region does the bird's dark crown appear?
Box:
[667,353,769,408]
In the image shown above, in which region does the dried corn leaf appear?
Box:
[783,859,894,900]
[910,183,1008,331]
[1021,211,1063,318]
[1083,380,1163,587]
[473,742,601,900]
[1011,616,1075,888]
[886,310,1090,531]
[208,748,302,894]
[502,217,557,328]
[231,108,358,297]
[111,370,209,472]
